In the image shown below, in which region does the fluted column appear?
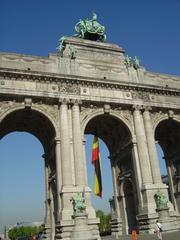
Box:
[49,186,55,240]
[54,137,62,218]
[131,136,143,211]
[82,137,88,186]
[43,154,51,225]
[143,108,162,184]
[133,105,153,184]
[72,100,86,186]
[111,163,121,219]
[59,99,73,186]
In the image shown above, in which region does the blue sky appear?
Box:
[0,0,180,232]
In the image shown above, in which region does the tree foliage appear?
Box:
[8,226,43,240]
[96,210,111,234]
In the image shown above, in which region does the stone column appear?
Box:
[111,163,121,219]
[43,154,51,240]
[131,136,143,212]
[43,154,51,225]
[133,106,153,184]
[57,99,74,230]
[165,157,178,211]
[143,108,162,184]
[49,186,55,240]
[59,99,73,186]
[68,107,76,185]
[72,100,86,186]
[82,137,88,186]
[55,137,62,218]
[110,162,122,236]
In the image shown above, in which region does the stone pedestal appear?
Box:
[71,213,97,240]
[157,208,179,232]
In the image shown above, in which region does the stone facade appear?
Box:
[0,37,180,239]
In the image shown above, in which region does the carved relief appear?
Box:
[173,113,180,120]
[33,102,59,123]
[0,100,22,120]
[80,104,99,123]
[59,83,80,95]
[132,91,149,100]
[151,111,168,130]
[110,107,133,132]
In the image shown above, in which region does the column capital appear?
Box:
[132,104,142,111]
[59,98,70,104]
[143,106,152,112]
[71,99,82,105]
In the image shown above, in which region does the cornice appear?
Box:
[0,67,180,97]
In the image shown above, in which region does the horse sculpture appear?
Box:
[75,13,106,42]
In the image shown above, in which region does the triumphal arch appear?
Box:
[0,14,180,239]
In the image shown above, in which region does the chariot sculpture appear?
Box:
[75,12,106,42]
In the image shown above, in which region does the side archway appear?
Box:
[0,106,58,239]
[155,118,180,213]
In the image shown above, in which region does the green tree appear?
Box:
[96,210,111,234]
[8,226,43,240]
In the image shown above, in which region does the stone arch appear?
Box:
[0,103,58,138]
[81,108,133,141]
[152,111,180,133]
[0,103,58,238]
[154,117,180,213]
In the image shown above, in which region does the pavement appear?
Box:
[101,231,180,240]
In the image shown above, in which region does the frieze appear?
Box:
[59,83,80,95]
[1,69,180,98]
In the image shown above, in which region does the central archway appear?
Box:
[84,113,138,235]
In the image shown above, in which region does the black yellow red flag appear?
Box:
[92,136,102,197]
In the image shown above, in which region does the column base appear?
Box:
[137,210,180,234]
[110,217,122,237]
[43,224,52,240]
[157,208,180,232]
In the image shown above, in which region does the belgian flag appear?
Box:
[92,136,102,197]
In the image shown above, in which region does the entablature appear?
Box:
[0,68,180,111]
